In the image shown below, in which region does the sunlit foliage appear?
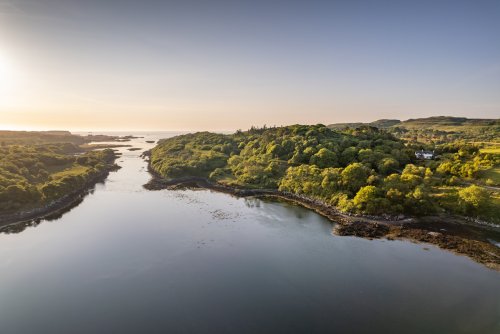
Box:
[0,142,116,213]
[151,124,499,223]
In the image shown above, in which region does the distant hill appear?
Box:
[0,130,86,145]
[0,130,125,145]
[396,116,498,130]
[328,119,400,130]
[328,116,499,143]
[329,116,497,130]
[370,119,402,128]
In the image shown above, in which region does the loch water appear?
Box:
[0,133,499,334]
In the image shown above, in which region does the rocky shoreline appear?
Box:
[0,164,120,230]
[334,222,500,270]
[144,170,500,270]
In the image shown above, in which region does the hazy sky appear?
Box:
[0,0,499,131]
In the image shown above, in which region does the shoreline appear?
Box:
[144,169,500,270]
[0,134,127,229]
[0,165,120,230]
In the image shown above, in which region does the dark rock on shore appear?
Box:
[335,221,391,238]
[335,221,500,270]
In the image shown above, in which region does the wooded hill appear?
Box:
[150,124,499,223]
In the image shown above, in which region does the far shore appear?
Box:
[0,134,130,229]
[0,165,120,230]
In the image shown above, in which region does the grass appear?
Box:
[430,185,500,224]
[482,192,500,225]
[480,147,500,154]
[477,167,500,186]
[477,146,500,186]
[51,165,90,180]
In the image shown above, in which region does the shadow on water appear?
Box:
[251,195,500,246]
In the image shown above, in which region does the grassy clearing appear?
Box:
[483,192,500,224]
[480,147,500,154]
[51,165,90,180]
[478,167,500,186]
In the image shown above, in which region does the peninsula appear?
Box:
[146,119,500,268]
[0,131,121,226]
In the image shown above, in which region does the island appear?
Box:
[0,130,121,226]
[145,118,500,269]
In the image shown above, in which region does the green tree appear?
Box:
[458,185,489,214]
[378,157,399,175]
[353,185,379,214]
[310,148,338,168]
[340,163,370,194]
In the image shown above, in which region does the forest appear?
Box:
[0,134,118,215]
[150,123,499,224]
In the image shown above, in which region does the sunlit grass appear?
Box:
[478,167,500,186]
[51,165,90,179]
[480,147,500,154]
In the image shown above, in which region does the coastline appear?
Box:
[0,164,120,230]
[144,165,500,270]
[0,135,130,230]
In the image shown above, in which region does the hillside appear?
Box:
[149,125,499,224]
[0,130,87,145]
[400,116,497,129]
[329,116,498,131]
[329,116,499,144]
[328,119,401,130]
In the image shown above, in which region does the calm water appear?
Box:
[0,133,499,334]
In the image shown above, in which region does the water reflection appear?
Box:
[243,197,261,208]
[0,187,100,235]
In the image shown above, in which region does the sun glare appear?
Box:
[0,50,19,107]
[0,51,9,75]
[0,52,11,88]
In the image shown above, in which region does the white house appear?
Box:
[415,150,435,160]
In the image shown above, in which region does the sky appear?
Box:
[0,0,499,131]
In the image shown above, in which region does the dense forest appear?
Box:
[150,123,499,224]
[0,133,118,215]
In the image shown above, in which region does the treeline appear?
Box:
[0,143,117,213]
[150,125,499,222]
